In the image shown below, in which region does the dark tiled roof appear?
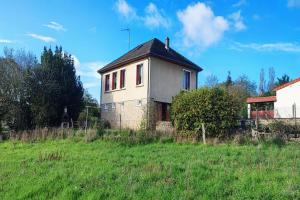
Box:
[98,38,203,73]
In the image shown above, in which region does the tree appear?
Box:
[28,46,84,127]
[205,74,219,88]
[226,75,257,118]
[268,67,275,92]
[0,48,37,130]
[78,91,100,128]
[225,71,233,87]
[259,68,266,95]
[275,74,291,87]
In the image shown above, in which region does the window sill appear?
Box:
[105,88,126,93]
[136,84,144,87]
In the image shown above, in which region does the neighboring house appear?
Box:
[247,77,300,119]
[98,37,203,129]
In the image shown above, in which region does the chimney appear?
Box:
[165,37,169,50]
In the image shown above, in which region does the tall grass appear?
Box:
[0,140,299,199]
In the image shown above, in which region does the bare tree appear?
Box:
[259,68,266,95]
[205,74,219,88]
[268,67,275,92]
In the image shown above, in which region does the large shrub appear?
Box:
[171,87,240,137]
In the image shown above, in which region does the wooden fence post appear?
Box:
[201,123,206,144]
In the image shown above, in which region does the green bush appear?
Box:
[268,121,300,135]
[171,87,240,137]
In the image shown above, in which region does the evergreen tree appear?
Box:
[275,74,291,87]
[29,46,84,127]
[225,71,233,87]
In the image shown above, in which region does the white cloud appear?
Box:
[84,82,100,89]
[252,14,260,20]
[115,0,137,19]
[115,0,170,29]
[27,33,56,43]
[144,3,171,29]
[0,39,13,44]
[177,2,229,50]
[72,55,81,70]
[71,55,105,91]
[233,42,300,52]
[233,0,247,7]
[287,0,300,8]
[76,60,106,80]
[229,10,246,31]
[43,21,66,31]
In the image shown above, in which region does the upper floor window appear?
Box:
[112,72,117,90]
[136,64,143,85]
[183,70,191,90]
[120,69,126,89]
[105,74,110,92]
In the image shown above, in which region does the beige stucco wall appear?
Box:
[101,58,149,104]
[101,99,148,130]
[100,58,149,129]
[149,57,197,103]
[100,56,199,129]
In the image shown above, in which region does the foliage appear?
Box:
[171,87,240,136]
[0,140,299,199]
[0,46,84,130]
[225,71,233,87]
[268,121,300,135]
[267,67,275,92]
[275,74,291,87]
[227,75,257,118]
[259,68,266,95]
[0,48,37,130]
[77,91,100,128]
[205,74,219,88]
[28,47,84,127]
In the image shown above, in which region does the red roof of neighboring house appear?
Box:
[274,77,300,91]
[246,96,277,103]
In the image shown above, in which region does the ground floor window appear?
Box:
[156,102,171,121]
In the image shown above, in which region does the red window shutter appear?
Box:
[120,70,124,88]
[112,74,114,89]
[136,66,139,85]
[120,71,122,88]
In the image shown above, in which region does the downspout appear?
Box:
[147,57,151,129]
[196,71,198,89]
[99,73,103,118]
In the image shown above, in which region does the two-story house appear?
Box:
[98,37,203,129]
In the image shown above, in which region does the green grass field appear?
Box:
[0,140,299,199]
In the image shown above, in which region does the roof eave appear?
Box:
[98,54,203,74]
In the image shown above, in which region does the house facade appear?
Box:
[98,38,202,129]
[247,77,300,119]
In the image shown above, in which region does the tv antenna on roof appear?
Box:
[121,28,131,50]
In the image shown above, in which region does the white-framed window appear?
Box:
[120,69,126,89]
[111,103,116,110]
[103,104,108,112]
[112,72,118,90]
[105,74,110,92]
[136,99,142,107]
[182,69,191,90]
[136,64,143,86]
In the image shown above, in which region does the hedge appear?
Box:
[171,87,240,137]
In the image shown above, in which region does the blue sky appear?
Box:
[1,0,300,102]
